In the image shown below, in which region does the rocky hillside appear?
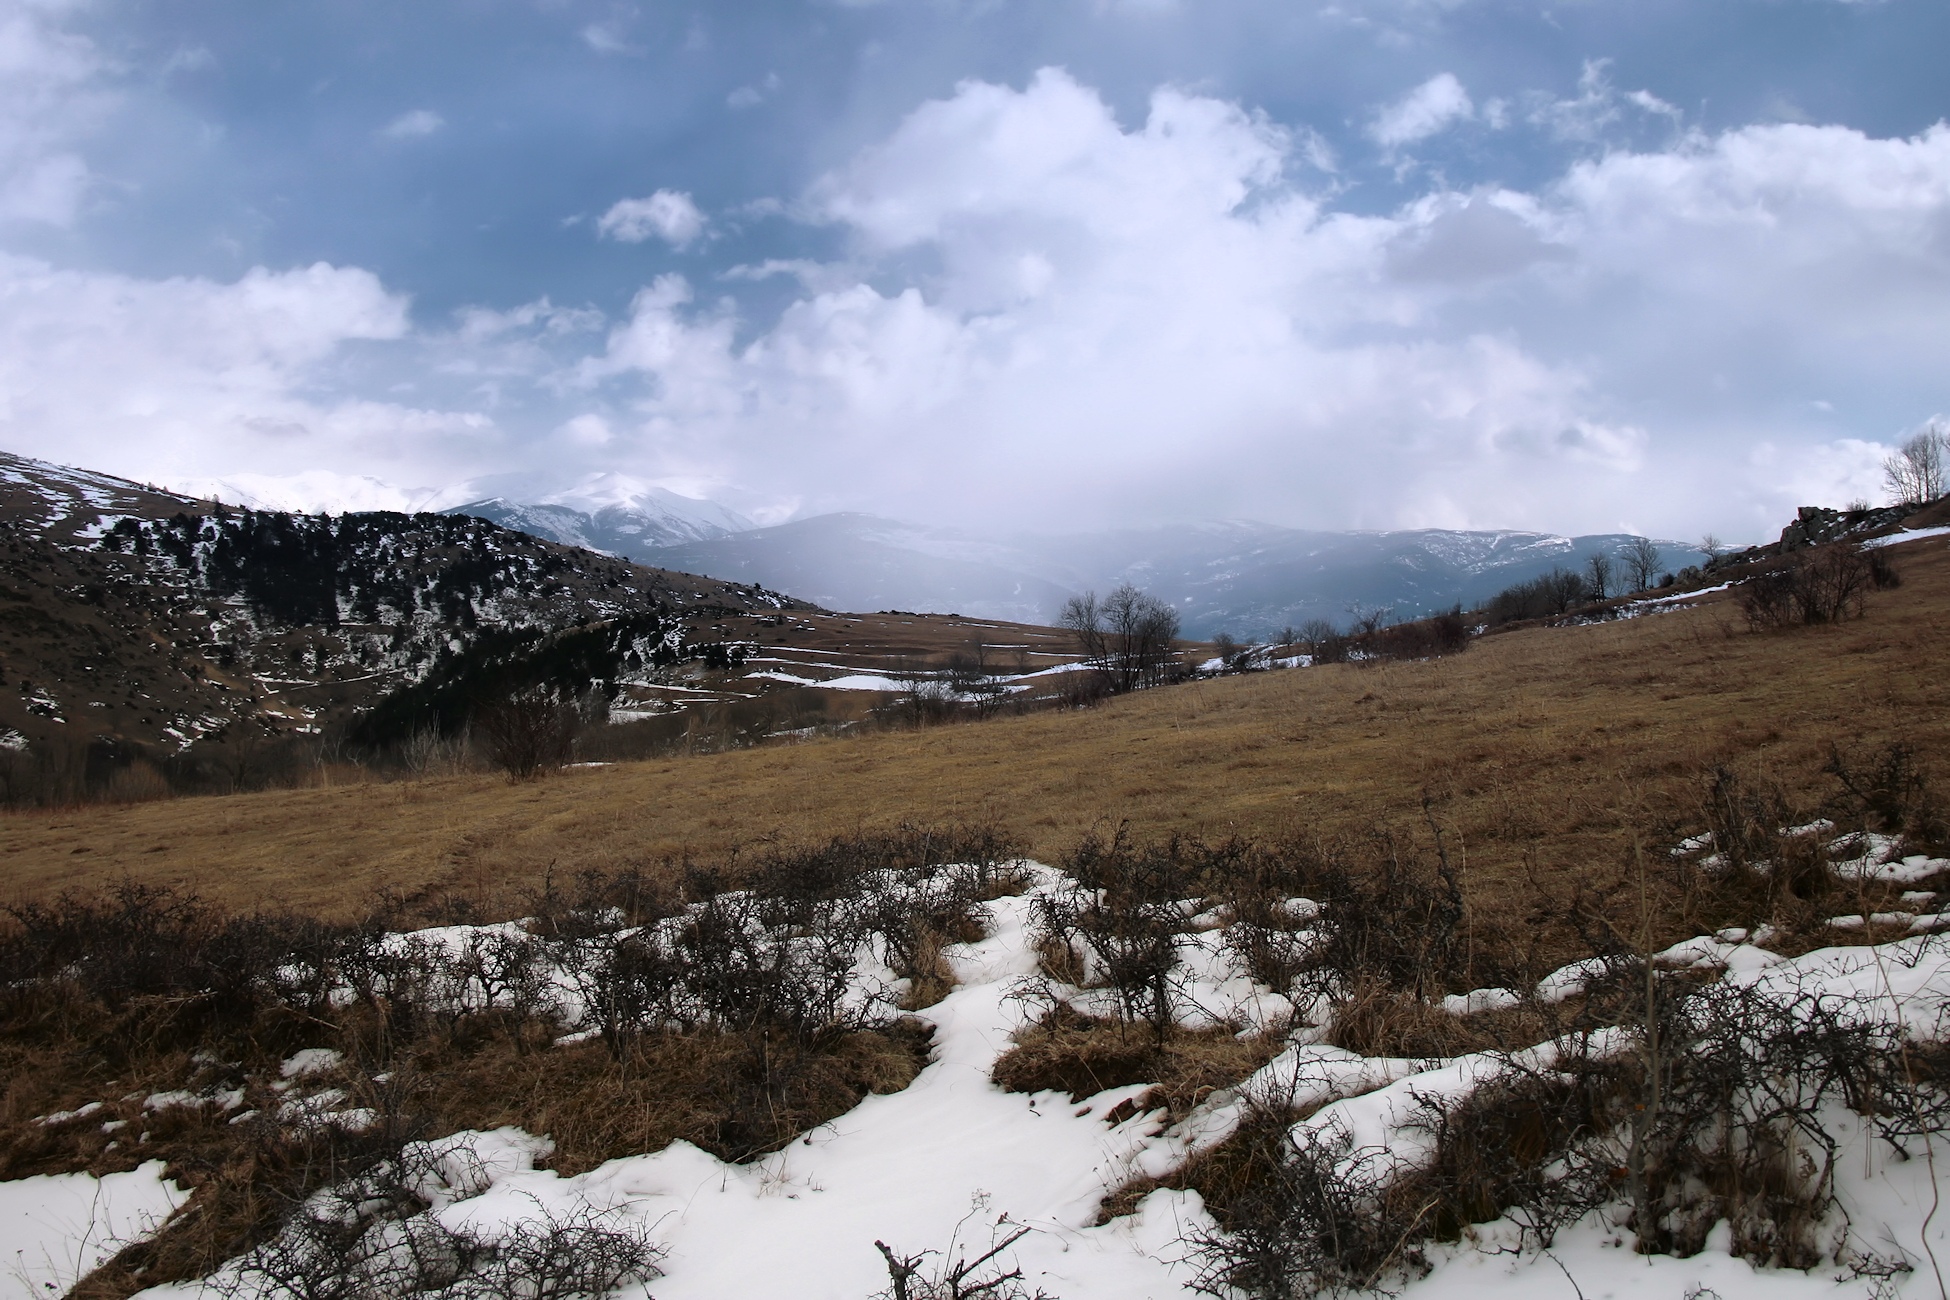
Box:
[0,452,802,771]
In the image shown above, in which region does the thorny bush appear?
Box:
[1025,826,1513,1046]
[213,1139,663,1300]
[1188,947,1950,1298]
[874,1209,1056,1300]
[1740,543,1898,632]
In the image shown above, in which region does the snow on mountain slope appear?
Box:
[645,514,1710,637]
[542,472,755,537]
[163,470,467,516]
[0,449,207,539]
[152,467,753,554]
[449,474,754,558]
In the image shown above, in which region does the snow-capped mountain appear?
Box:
[447,473,755,557]
[163,469,469,515]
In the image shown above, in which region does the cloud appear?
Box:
[0,254,493,487]
[728,72,781,109]
[580,22,639,56]
[1370,72,1472,148]
[380,109,445,139]
[5,36,1943,548]
[0,0,112,224]
[597,190,707,247]
[1527,60,1679,144]
[548,70,1950,540]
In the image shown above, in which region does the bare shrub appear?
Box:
[1742,544,1875,631]
[1480,567,1589,627]
[1357,607,1469,663]
[1297,832,1475,1008]
[894,661,962,727]
[1032,830,1212,1039]
[946,643,1010,718]
[1186,1115,1431,1300]
[874,1215,1055,1300]
[15,830,1009,1296]
[474,686,579,780]
[214,1155,663,1300]
[1826,742,1948,851]
[1188,941,1950,1298]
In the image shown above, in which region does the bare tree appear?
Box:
[1346,604,1389,636]
[1061,583,1180,693]
[946,641,1007,718]
[1623,536,1662,592]
[1698,533,1726,561]
[895,657,960,726]
[1585,551,1614,601]
[1058,591,1106,667]
[1883,420,1949,506]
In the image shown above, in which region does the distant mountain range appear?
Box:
[636,513,1709,639]
[451,474,754,554]
[170,467,1708,639]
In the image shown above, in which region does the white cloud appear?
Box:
[380,109,445,139]
[580,23,639,56]
[3,37,1942,546]
[1527,59,1678,143]
[1370,72,1473,148]
[546,70,1950,539]
[166,470,462,514]
[597,190,707,247]
[0,1,112,224]
[0,254,495,487]
[728,72,781,109]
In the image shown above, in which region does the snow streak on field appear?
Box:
[21,860,1950,1300]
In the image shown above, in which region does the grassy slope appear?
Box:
[4,538,1946,922]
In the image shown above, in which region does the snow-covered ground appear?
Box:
[19,842,1950,1300]
[1862,525,1950,550]
[1,1161,188,1300]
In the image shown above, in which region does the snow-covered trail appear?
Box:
[436,893,1201,1299]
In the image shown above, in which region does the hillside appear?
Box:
[1,452,1100,802]
[6,526,1945,918]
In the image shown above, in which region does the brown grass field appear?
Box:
[5,536,1947,925]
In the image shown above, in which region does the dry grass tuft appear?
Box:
[990,1007,1284,1119]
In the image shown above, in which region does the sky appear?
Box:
[0,0,1946,542]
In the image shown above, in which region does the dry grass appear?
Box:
[6,993,931,1300]
[991,1007,1287,1119]
[406,1021,934,1175]
[5,539,1948,933]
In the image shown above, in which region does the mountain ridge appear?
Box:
[638,511,1710,637]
